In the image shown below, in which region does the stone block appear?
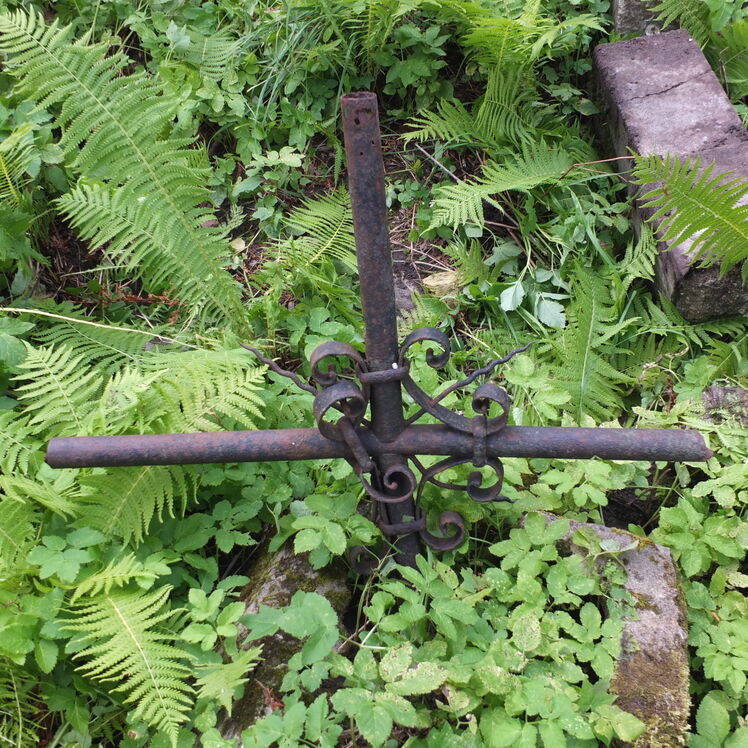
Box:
[594,30,748,321]
[539,514,690,746]
[703,385,748,426]
[612,0,661,36]
[219,542,351,737]
[595,30,746,159]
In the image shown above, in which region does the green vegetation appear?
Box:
[0,0,746,745]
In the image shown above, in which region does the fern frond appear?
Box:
[474,67,539,147]
[0,660,41,746]
[64,586,194,744]
[88,367,165,435]
[430,147,573,230]
[0,10,248,332]
[551,268,635,421]
[80,465,196,544]
[33,313,177,373]
[341,0,409,62]
[78,350,264,542]
[148,349,265,432]
[56,183,239,326]
[704,334,747,378]
[179,29,241,82]
[72,553,157,602]
[633,153,748,278]
[613,222,658,309]
[155,364,264,433]
[0,498,37,579]
[529,14,606,59]
[0,123,35,210]
[719,20,748,100]
[13,343,102,436]
[275,189,356,271]
[404,99,484,146]
[650,0,711,46]
[195,646,263,713]
[0,474,79,517]
[0,412,42,475]
[462,14,536,67]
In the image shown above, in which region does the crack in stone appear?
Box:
[624,70,711,102]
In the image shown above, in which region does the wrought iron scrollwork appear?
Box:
[243,333,530,556]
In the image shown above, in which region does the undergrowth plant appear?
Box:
[0,9,250,333]
[0,0,746,745]
[632,153,748,279]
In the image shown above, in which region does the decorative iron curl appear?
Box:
[359,462,417,504]
[310,341,368,388]
[313,380,368,440]
[417,455,509,504]
[245,334,528,559]
[419,510,466,551]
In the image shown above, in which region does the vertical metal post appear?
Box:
[341,92,421,564]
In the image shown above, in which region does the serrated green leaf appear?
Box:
[386,661,448,696]
[696,694,730,744]
[379,643,412,682]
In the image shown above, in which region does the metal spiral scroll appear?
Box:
[395,328,516,550]
[242,332,528,554]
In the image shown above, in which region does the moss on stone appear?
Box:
[611,646,690,747]
[219,541,352,739]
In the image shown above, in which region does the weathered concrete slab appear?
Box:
[540,514,690,746]
[594,30,748,321]
[595,30,746,158]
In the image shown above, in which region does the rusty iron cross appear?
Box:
[46,93,712,567]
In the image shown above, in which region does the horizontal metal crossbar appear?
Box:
[47,424,712,468]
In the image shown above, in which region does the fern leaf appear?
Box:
[633,153,748,278]
[430,147,573,230]
[704,334,747,378]
[474,67,538,147]
[149,349,265,433]
[56,183,240,328]
[72,553,157,602]
[0,498,37,578]
[552,269,635,421]
[0,474,79,517]
[13,343,102,436]
[33,313,178,374]
[650,0,711,46]
[78,350,264,542]
[79,465,196,544]
[404,99,485,147]
[0,123,35,210]
[88,367,165,435]
[0,10,248,332]
[719,20,748,100]
[462,15,536,68]
[179,29,241,82]
[276,189,356,271]
[64,586,194,743]
[195,646,263,713]
[0,661,42,746]
[613,223,659,310]
[0,412,42,475]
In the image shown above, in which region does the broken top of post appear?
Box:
[46,93,712,567]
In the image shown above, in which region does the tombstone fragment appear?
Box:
[594,30,748,321]
[539,513,690,746]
